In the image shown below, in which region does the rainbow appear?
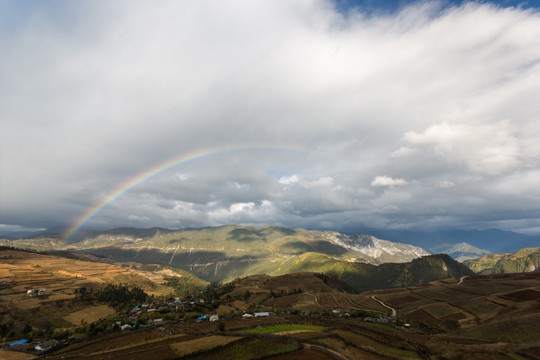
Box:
[62,145,309,241]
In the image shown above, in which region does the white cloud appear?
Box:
[391,147,414,158]
[371,176,408,187]
[0,224,46,233]
[439,180,455,188]
[230,202,255,213]
[279,175,300,185]
[300,176,334,188]
[402,121,524,175]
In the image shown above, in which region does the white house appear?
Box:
[35,340,59,352]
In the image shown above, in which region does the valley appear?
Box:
[0,226,538,359]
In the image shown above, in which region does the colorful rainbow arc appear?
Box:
[62,145,310,241]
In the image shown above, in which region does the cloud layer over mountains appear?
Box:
[2,0,540,235]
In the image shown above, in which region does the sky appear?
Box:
[1,0,540,236]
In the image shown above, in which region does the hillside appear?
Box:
[0,225,430,284]
[0,247,209,337]
[229,252,473,293]
[464,247,540,274]
[2,248,537,360]
[208,257,473,314]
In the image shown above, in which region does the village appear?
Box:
[2,286,400,357]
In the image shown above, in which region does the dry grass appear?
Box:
[422,303,463,319]
[0,351,38,360]
[63,305,116,325]
[0,250,173,297]
[169,335,241,357]
[232,300,249,310]
[273,329,320,335]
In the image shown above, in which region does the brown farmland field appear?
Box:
[0,249,175,335]
[63,305,116,325]
[499,288,540,301]
[169,335,241,357]
[0,351,38,360]
[2,249,538,360]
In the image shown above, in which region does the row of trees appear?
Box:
[74,284,148,308]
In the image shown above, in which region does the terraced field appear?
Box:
[360,272,540,343]
[2,249,538,359]
[237,323,326,334]
[48,310,532,360]
[0,249,177,335]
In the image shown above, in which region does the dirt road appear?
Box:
[371,296,396,318]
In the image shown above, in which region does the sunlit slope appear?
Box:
[260,252,473,293]
[464,247,540,274]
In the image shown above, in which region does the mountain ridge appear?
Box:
[429,242,491,262]
[362,228,539,253]
[464,247,540,274]
[0,225,429,265]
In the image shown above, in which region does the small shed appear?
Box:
[9,339,28,347]
[36,339,59,352]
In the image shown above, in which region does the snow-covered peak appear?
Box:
[323,232,429,262]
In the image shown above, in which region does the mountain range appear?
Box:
[428,242,491,262]
[3,225,538,257]
[362,228,539,253]
[0,225,479,292]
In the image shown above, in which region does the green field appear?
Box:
[192,338,299,360]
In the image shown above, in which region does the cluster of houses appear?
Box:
[26,288,48,297]
[116,299,273,331]
[242,312,270,318]
[363,316,410,327]
[5,339,60,353]
[0,280,14,289]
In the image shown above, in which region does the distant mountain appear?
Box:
[428,242,491,262]
[361,228,539,253]
[0,224,428,263]
[0,225,476,293]
[65,227,174,243]
[464,247,540,274]
[323,232,428,263]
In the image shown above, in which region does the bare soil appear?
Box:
[267,349,336,360]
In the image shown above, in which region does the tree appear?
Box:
[217,321,225,331]
[0,323,8,337]
[22,324,32,335]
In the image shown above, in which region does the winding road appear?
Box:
[458,275,470,285]
[371,295,396,318]
[305,292,321,307]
